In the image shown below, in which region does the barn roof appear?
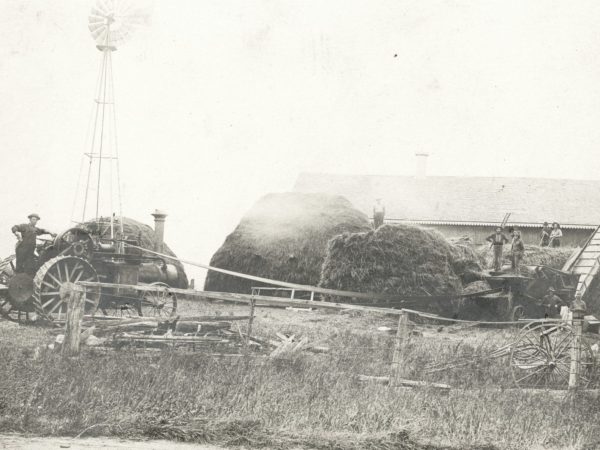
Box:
[293,173,600,229]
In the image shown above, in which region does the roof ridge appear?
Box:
[296,172,600,184]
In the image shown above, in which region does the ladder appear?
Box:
[563,224,600,299]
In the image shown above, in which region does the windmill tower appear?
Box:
[73,0,146,238]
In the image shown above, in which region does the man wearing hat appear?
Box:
[486,227,509,272]
[540,287,565,318]
[373,198,386,229]
[11,214,56,274]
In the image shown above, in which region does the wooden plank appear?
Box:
[115,334,230,342]
[358,375,451,390]
[77,281,413,316]
[574,263,595,269]
[168,315,251,322]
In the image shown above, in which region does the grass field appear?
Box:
[0,299,599,449]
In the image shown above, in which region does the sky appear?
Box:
[1,0,600,284]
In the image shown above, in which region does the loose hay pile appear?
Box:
[204,193,371,294]
[319,224,480,298]
[522,246,575,269]
[474,244,574,270]
[450,237,488,283]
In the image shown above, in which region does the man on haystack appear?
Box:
[486,227,509,272]
[11,213,55,274]
[373,198,385,229]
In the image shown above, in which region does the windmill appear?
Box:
[0,0,188,324]
[73,0,149,239]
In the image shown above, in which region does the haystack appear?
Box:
[319,224,474,298]
[82,216,188,288]
[204,193,371,294]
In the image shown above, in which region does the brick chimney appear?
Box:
[415,153,429,179]
[151,209,167,253]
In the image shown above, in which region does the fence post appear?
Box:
[62,284,86,357]
[569,295,586,390]
[245,294,256,350]
[391,310,410,386]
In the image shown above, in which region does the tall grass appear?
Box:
[0,308,599,449]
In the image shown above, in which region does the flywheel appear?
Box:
[33,256,101,320]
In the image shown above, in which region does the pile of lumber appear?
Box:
[51,314,261,354]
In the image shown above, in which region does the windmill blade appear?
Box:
[88,0,152,49]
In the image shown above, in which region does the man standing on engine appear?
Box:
[11,213,55,274]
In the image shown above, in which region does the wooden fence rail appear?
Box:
[76,281,410,316]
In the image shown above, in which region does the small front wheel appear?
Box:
[137,282,177,318]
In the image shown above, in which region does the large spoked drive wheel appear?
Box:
[510,323,595,389]
[33,256,100,320]
[137,282,177,318]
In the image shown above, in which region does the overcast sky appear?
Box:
[2,0,600,284]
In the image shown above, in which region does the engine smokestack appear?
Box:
[151,209,167,253]
[415,152,429,179]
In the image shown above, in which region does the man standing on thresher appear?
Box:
[11,213,55,274]
[486,227,509,272]
[510,230,525,275]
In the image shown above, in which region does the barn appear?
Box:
[293,172,600,247]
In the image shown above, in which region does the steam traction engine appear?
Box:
[0,212,187,323]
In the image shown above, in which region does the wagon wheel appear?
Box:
[137,282,177,318]
[33,256,101,321]
[510,323,595,389]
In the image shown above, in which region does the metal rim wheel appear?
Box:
[33,256,100,320]
[510,323,595,389]
[137,282,177,318]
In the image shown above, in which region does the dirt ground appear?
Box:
[0,434,222,449]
